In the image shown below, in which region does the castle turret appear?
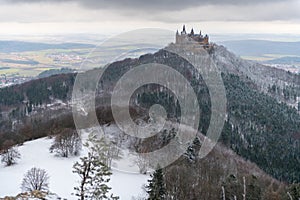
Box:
[175,30,180,43]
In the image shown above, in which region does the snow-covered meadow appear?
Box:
[0,126,149,199]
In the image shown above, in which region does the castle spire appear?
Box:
[181,25,186,35]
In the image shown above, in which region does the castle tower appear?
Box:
[204,34,209,45]
[190,28,194,35]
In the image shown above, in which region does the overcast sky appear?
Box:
[0,0,299,39]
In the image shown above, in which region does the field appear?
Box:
[0,48,94,76]
[0,43,157,77]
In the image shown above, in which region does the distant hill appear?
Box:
[0,41,96,53]
[1,58,39,65]
[264,56,300,65]
[219,40,300,56]
[37,68,75,79]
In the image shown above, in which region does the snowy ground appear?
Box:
[0,129,149,199]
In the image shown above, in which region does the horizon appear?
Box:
[0,32,300,44]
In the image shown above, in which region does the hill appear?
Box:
[37,68,75,79]
[0,42,299,198]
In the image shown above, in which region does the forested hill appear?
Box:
[0,44,299,185]
[0,73,75,108]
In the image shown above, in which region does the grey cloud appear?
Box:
[1,0,291,11]
[1,0,299,23]
[147,2,300,22]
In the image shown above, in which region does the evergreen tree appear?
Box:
[184,137,200,163]
[146,167,166,200]
[73,135,118,200]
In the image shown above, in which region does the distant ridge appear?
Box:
[219,39,300,56]
[0,41,96,53]
[264,56,300,64]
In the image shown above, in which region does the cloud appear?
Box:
[147,2,300,22]
[0,0,299,24]
[1,0,293,11]
[0,0,300,36]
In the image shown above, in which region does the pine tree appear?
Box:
[73,135,119,200]
[146,168,166,200]
[184,137,200,163]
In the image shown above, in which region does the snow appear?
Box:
[0,130,149,199]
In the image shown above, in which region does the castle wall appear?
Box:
[176,34,209,45]
[176,26,210,46]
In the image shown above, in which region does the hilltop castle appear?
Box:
[176,25,209,46]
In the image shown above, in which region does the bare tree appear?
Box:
[1,147,21,166]
[135,154,149,174]
[287,192,293,200]
[242,176,246,200]
[21,167,49,192]
[50,129,82,157]
[222,186,226,200]
[104,141,122,168]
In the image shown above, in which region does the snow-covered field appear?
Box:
[0,129,149,199]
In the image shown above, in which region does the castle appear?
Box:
[176,25,209,46]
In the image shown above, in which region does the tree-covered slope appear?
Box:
[0,44,299,185]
